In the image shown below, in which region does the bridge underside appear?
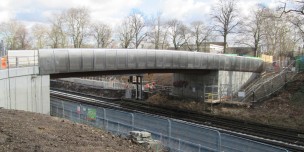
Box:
[50,69,214,79]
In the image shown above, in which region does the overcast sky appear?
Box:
[0,0,280,27]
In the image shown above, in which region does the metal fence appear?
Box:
[59,78,136,90]
[50,98,288,152]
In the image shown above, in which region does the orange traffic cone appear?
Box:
[1,57,7,69]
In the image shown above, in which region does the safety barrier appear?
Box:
[59,78,136,90]
[51,98,288,152]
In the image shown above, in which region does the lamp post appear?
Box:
[0,40,3,56]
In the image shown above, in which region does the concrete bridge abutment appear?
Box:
[0,67,50,114]
[172,71,259,101]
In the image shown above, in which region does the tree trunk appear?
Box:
[223,34,227,54]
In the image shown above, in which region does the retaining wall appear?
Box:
[0,67,50,114]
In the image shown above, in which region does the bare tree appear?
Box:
[178,24,193,51]
[31,24,49,49]
[90,22,112,48]
[0,20,31,50]
[190,21,213,52]
[167,19,187,50]
[160,25,170,49]
[280,0,304,15]
[0,20,18,49]
[129,11,147,49]
[262,10,281,56]
[236,5,265,56]
[289,15,304,38]
[64,7,90,48]
[48,13,67,48]
[147,12,161,49]
[280,1,304,55]
[289,15,304,55]
[118,17,134,48]
[147,12,170,49]
[212,0,240,53]
[261,9,297,60]
[15,24,31,49]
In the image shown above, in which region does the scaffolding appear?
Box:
[203,85,219,103]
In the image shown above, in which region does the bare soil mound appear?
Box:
[0,109,149,152]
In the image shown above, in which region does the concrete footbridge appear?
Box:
[1,49,264,114]
[38,49,263,77]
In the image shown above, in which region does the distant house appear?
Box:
[176,42,226,54]
[204,43,224,54]
[227,47,256,56]
[167,42,259,57]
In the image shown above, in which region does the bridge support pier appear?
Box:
[128,75,143,100]
[135,75,143,100]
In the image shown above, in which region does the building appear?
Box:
[227,47,256,56]
[177,42,226,53]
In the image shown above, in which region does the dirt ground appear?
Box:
[0,109,150,152]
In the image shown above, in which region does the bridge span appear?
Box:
[1,49,264,114]
[38,49,263,77]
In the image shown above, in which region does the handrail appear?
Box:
[241,60,297,102]
[1,55,38,70]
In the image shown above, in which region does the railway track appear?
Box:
[50,89,304,151]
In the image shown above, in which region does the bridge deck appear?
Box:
[38,49,264,75]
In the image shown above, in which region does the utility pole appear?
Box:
[0,40,4,56]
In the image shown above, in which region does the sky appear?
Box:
[0,0,280,27]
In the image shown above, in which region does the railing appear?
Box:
[7,56,38,68]
[0,50,38,70]
[241,61,297,102]
[50,98,288,152]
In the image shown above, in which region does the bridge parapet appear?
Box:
[38,49,264,75]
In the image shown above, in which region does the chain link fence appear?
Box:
[59,78,135,90]
[50,98,288,152]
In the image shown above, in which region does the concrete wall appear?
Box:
[0,67,50,114]
[218,71,258,96]
[172,70,259,100]
[172,71,218,99]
